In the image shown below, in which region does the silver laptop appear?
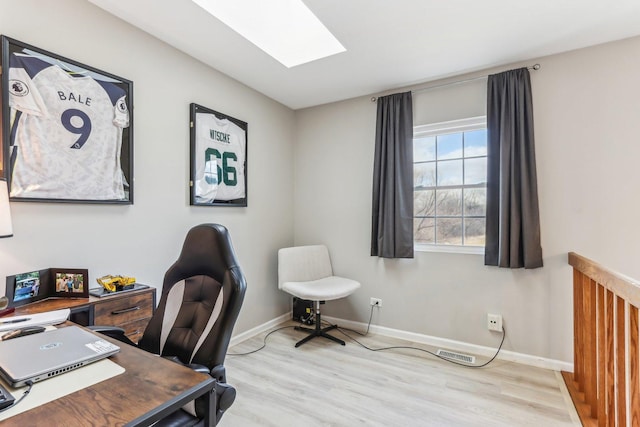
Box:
[0,326,120,387]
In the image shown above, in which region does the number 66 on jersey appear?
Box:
[189,103,247,207]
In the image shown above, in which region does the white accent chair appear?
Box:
[278,245,361,347]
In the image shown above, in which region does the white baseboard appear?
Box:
[229,312,291,348]
[323,315,574,372]
[230,312,574,373]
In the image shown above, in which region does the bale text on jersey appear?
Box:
[8,53,129,200]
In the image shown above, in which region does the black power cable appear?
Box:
[0,380,34,413]
[229,304,506,369]
[227,325,297,356]
[325,304,506,368]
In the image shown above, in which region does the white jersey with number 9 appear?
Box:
[8,53,129,200]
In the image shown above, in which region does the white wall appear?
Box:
[3,0,640,364]
[0,0,295,333]
[294,35,640,363]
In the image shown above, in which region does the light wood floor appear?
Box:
[223,322,580,426]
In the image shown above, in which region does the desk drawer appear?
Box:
[122,318,149,344]
[94,293,154,326]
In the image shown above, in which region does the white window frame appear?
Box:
[413,116,487,255]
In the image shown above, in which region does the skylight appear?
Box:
[192,0,346,68]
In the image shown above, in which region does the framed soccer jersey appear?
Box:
[0,36,134,203]
[190,103,248,207]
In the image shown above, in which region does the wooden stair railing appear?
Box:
[564,252,640,426]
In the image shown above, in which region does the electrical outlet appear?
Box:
[487,313,503,332]
[370,297,382,307]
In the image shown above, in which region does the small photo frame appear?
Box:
[4,268,49,308]
[190,103,248,207]
[12,270,41,303]
[51,268,89,298]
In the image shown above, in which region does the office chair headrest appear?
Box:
[166,223,239,285]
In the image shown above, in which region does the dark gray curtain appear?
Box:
[484,68,542,268]
[371,91,414,258]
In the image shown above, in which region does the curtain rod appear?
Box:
[370,63,541,102]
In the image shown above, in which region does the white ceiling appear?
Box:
[87,0,640,110]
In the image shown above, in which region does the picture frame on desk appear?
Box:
[51,268,89,298]
[4,268,49,308]
[4,267,89,308]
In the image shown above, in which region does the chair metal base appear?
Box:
[294,302,345,347]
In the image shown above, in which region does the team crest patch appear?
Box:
[9,79,29,97]
[117,99,128,113]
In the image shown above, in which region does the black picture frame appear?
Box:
[190,103,247,206]
[51,268,89,298]
[5,269,47,308]
[4,268,89,308]
[0,35,134,204]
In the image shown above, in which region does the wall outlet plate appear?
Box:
[370,297,382,307]
[487,313,503,332]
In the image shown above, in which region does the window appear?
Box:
[413,117,487,253]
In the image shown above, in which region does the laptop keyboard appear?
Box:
[0,382,15,410]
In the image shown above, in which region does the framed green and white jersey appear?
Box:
[189,103,247,207]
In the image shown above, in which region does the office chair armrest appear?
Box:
[158,359,235,423]
[210,365,226,382]
[187,363,210,374]
[209,364,235,417]
[162,359,235,420]
[87,325,137,346]
[160,355,210,374]
[215,381,236,415]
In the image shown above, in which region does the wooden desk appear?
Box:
[14,286,156,343]
[0,324,216,426]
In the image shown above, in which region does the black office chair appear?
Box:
[92,223,246,426]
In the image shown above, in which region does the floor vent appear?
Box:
[436,349,476,364]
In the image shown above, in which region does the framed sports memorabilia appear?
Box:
[0,36,134,204]
[190,103,248,206]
